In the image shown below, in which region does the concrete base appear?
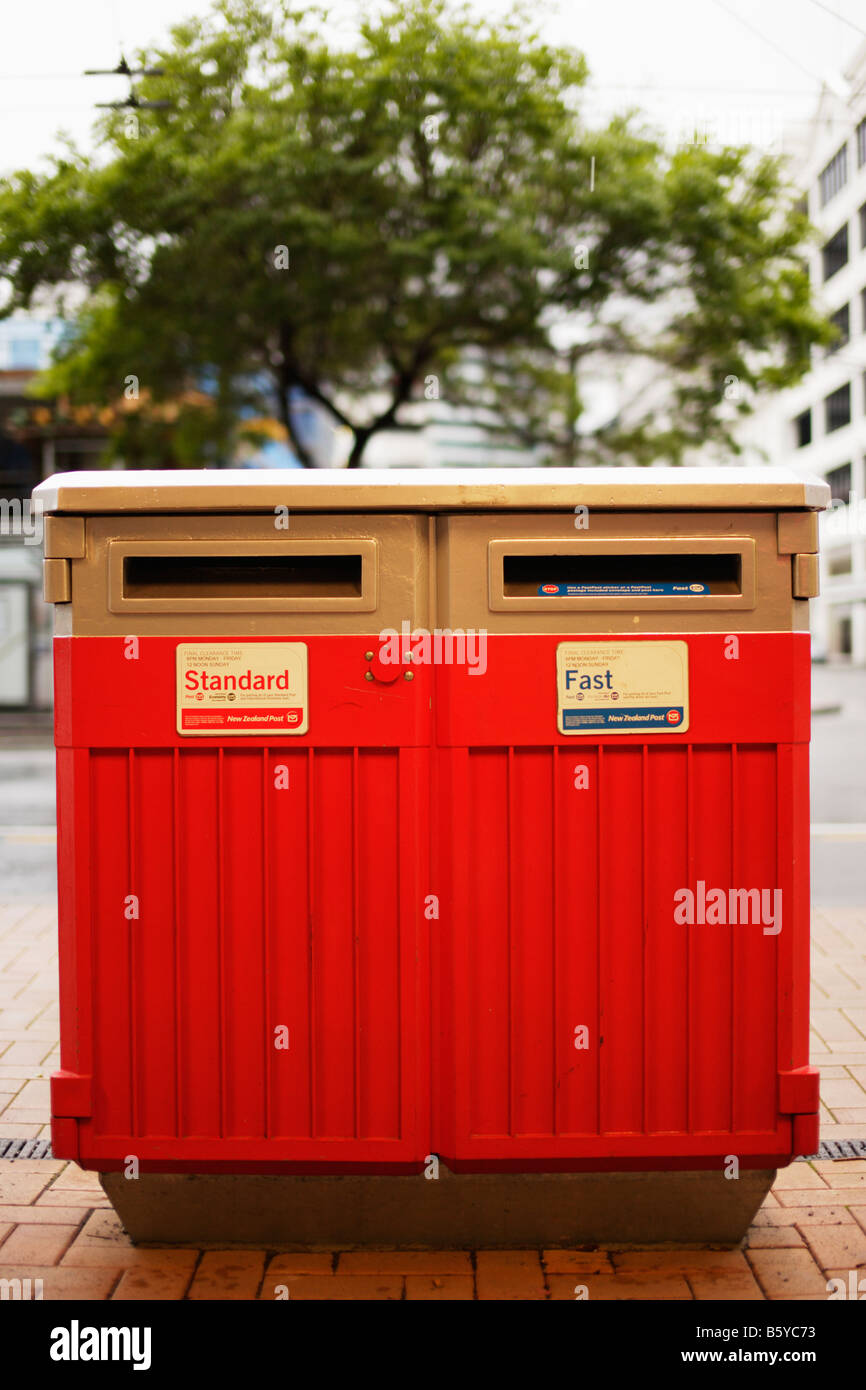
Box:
[101,1166,775,1248]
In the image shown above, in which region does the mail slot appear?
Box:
[123,551,365,598]
[490,537,755,608]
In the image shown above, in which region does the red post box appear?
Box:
[36,467,827,1245]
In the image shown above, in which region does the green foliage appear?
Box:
[0,0,833,467]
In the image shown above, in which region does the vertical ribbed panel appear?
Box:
[86,739,783,1154]
[555,745,600,1135]
[644,748,689,1133]
[599,746,644,1134]
[463,743,781,1141]
[689,746,733,1133]
[356,749,403,1139]
[734,746,779,1132]
[510,749,555,1137]
[132,750,179,1139]
[90,750,132,1139]
[467,749,508,1136]
[89,746,410,1145]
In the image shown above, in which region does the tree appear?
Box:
[0,0,832,468]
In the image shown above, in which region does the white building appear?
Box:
[740,42,866,663]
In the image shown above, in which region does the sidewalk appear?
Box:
[1,897,865,1300]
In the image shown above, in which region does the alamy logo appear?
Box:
[379,620,487,675]
[49,1320,151,1371]
[826,1270,866,1299]
[0,497,43,545]
[0,1276,43,1299]
[673,880,782,936]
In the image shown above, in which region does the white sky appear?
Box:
[0,0,864,174]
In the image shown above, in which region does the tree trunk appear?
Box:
[565,345,580,467]
[346,427,371,469]
[275,380,316,469]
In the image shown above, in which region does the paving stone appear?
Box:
[272,1274,403,1300]
[0,1160,63,1176]
[813,1168,866,1187]
[688,1267,765,1300]
[0,1170,54,1204]
[337,1250,471,1274]
[13,1078,50,1107]
[552,1272,692,1300]
[44,1165,106,1196]
[772,1164,828,1191]
[263,1253,334,1282]
[476,1250,545,1301]
[187,1250,266,1300]
[543,1249,614,1274]
[820,1079,866,1107]
[801,1223,866,1271]
[811,1159,866,1177]
[35,1188,112,1209]
[747,1247,830,1298]
[0,1223,77,1265]
[0,1041,55,1067]
[776,1187,866,1207]
[111,1264,197,1300]
[0,1265,119,1299]
[611,1248,751,1273]
[746,1226,805,1248]
[0,1204,88,1226]
[405,1275,474,1300]
[781,1205,858,1226]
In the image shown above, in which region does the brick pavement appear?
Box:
[1,897,865,1300]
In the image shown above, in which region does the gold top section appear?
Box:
[33,466,829,514]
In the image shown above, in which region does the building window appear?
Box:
[820,143,848,206]
[825,384,851,433]
[828,304,850,353]
[794,192,809,218]
[8,339,41,369]
[794,409,812,447]
[858,117,866,169]
[822,223,848,280]
[861,203,866,250]
[826,461,852,503]
[827,548,853,577]
[836,612,853,657]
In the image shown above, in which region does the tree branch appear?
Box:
[273,367,315,468]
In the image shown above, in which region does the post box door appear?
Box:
[52,514,431,1172]
[433,513,814,1169]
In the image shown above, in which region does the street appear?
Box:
[0,745,54,900]
[809,664,866,904]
